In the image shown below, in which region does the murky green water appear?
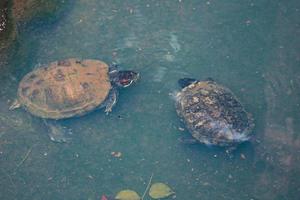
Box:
[0,1,299,199]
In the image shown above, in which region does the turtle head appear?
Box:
[114,70,139,88]
[178,78,197,88]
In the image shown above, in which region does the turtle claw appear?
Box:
[103,106,113,115]
[104,106,113,114]
[9,99,21,110]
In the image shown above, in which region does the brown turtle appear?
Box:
[10,58,139,142]
[175,78,254,148]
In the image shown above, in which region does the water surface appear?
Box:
[0,1,299,199]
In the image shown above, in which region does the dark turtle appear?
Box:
[10,58,139,142]
[175,78,254,147]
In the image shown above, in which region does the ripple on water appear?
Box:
[163,53,175,62]
[169,32,181,53]
[153,66,167,82]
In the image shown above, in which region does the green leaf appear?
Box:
[115,190,141,200]
[149,183,175,199]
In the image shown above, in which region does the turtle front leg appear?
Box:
[104,87,118,114]
[43,119,71,143]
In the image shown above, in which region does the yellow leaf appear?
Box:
[115,190,141,200]
[149,183,175,199]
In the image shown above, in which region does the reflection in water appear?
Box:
[153,66,167,82]
[254,3,300,199]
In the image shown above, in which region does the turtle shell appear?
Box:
[176,80,254,146]
[18,58,111,119]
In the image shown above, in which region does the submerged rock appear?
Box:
[0,0,69,69]
[12,0,68,23]
[0,1,9,34]
[0,0,15,50]
[1,0,65,46]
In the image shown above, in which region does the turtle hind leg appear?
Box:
[102,88,118,114]
[9,99,21,110]
[43,119,71,143]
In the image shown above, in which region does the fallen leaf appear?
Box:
[115,190,140,200]
[149,183,174,199]
[101,195,108,200]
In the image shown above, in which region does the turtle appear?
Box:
[175,77,254,148]
[9,58,139,142]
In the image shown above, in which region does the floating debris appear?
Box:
[16,146,33,168]
[142,173,153,200]
[178,127,185,131]
[240,153,246,160]
[111,151,122,158]
[115,190,140,200]
[149,183,175,199]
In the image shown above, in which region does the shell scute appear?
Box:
[176,80,254,146]
[18,58,111,119]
